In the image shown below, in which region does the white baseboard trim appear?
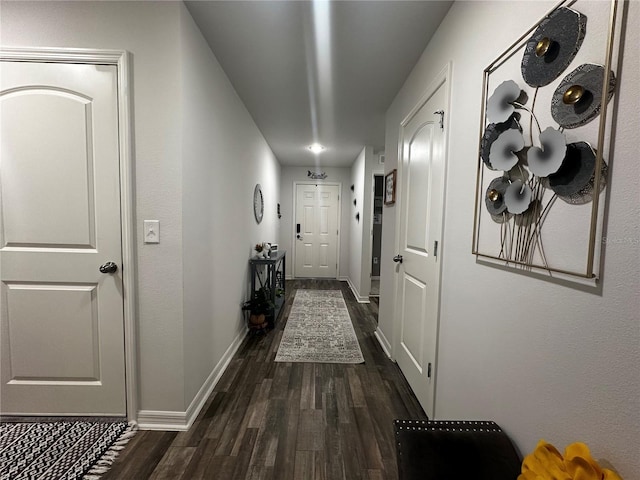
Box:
[345,277,370,303]
[137,327,247,431]
[374,327,393,359]
[136,410,187,431]
[338,276,349,282]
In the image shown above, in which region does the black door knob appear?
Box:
[99,261,118,274]
[393,255,403,263]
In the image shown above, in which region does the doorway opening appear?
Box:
[370,174,384,297]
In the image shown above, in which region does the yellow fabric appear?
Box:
[564,442,602,478]
[565,443,593,461]
[520,440,570,480]
[518,440,623,480]
[567,457,600,480]
[603,469,623,480]
[519,471,542,480]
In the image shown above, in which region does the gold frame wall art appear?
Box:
[472,0,623,279]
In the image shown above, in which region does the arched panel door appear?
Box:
[394,79,447,418]
[1,61,126,416]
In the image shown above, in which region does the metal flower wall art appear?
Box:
[473,0,622,279]
[307,170,327,180]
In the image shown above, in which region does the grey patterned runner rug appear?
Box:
[275,289,364,364]
[0,420,136,480]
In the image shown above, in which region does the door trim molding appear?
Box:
[392,61,452,419]
[400,62,451,128]
[292,181,342,280]
[1,47,138,422]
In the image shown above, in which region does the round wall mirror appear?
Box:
[253,184,264,223]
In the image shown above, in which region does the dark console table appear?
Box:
[248,250,286,330]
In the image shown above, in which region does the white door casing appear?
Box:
[393,66,450,419]
[294,183,340,278]
[0,49,136,417]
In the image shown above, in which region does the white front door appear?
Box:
[294,184,340,278]
[393,79,447,418]
[0,60,126,415]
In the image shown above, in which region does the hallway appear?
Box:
[103,280,426,480]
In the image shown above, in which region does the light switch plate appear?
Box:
[144,220,160,244]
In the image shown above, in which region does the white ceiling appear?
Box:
[185,1,453,167]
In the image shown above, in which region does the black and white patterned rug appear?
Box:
[275,289,364,364]
[0,420,136,480]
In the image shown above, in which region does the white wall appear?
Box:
[279,166,351,279]
[346,146,382,301]
[179,4,280,409]
[348,148,366,298]
[2,1,281,423]
[380,1,640,476]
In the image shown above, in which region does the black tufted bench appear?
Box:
[394,420,522,480]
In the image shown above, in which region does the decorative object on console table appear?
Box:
[245,250,286,333]
[254,242,271,258]
[385,169,397,205]
[472,0,621,279]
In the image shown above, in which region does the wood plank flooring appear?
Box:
[103,279,426,480]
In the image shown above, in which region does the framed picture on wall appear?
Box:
[384,169,397,205]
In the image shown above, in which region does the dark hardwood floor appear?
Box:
[103,279,426,480]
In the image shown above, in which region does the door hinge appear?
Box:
[427,362,432,378]
[433,240,439,258]
[434,110,444,131]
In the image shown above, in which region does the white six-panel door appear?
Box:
[0,61,126,415]
[294,184,340,278]
[393,78,447,419]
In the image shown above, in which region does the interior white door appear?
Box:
[294,184,339,278]
[0,61,126,415]
[393,82,447,418]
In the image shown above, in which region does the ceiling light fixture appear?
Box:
[307,143,326,154]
